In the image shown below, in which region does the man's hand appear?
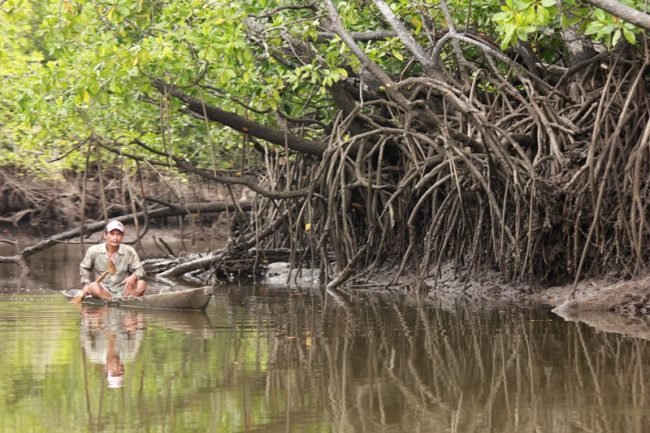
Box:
[120,274,138,297]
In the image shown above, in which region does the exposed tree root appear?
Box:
[245,47,648,291]
[73,44,649,289]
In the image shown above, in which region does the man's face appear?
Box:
[104,229,124,247]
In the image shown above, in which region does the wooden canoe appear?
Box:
[62,286,213,311]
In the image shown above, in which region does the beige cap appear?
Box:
[105,220,125,233]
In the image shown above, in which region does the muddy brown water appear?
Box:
[1,242,649,432]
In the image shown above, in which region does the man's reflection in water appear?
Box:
[80,306,144,389]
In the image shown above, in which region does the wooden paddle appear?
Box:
[73,259,117,304]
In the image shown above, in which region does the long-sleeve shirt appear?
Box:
[80,242,146,294]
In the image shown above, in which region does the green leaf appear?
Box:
[492,12,511,23]
[517,27,529,41]
[594,9,607,21]
[584,21,603,35]
[622,27,636,45]
[501,26,516,49]
[515,0,532,11]
[334,68,348,78]
[601,23,616,34]
[535,5,549,24]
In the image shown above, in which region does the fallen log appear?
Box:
[156,209,289,279]
[144,247,293,283]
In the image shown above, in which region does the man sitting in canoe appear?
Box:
[78,220,147,300]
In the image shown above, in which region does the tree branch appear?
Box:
[586,0,650,31]
[114,138,313,199]
[152,79,327,156]
[372,0,434,72]
[158,209,291,278]
[317,30,397,42]
[322,0,411,109]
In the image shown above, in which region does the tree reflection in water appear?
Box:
[249,288,650,433]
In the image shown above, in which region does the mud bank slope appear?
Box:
[6,225,650,340]
[528,274,650,339]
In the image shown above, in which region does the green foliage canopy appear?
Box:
[0,0,646,174]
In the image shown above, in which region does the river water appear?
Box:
[1,242,649,432]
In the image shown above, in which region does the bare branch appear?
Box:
[153,79,326,156]
[371,0,434,71]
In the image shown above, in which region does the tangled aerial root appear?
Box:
[244,49,649,289]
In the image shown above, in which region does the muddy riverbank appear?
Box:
[2,163,649,342]
[4,222,650,341]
